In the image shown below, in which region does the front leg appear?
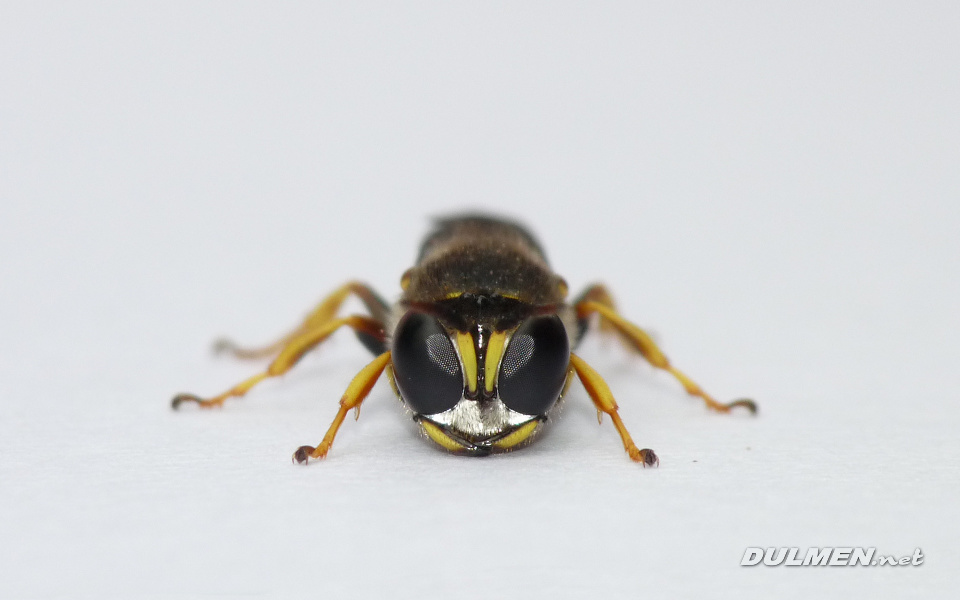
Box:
[569,353,658,466]
[293,351,393,463]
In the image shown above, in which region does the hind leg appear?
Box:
[213,281,390,360]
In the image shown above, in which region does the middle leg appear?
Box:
[172,314,385,409]
[575,292,756,414]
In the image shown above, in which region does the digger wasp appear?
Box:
[172,215,756,464]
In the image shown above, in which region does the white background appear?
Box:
[1,2,957,598]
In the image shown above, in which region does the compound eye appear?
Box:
[497,315,570,416]
[391,312,463,415]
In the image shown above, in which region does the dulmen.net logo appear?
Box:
[741,547,924,567]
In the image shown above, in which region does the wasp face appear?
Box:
[390,310,571,455]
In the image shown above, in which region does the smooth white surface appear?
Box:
[1,3,958,598]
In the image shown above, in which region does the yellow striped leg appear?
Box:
[293,351,392,463]
[214,281,388,360]
[569,353,658,466]
[576,300,756,414]
[172,315,385,409]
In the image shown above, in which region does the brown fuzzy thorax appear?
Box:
[402,215,566,312]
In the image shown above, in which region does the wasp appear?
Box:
[172,215,756,464]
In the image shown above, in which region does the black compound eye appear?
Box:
[392,312,463,415]
[498,315,570,416]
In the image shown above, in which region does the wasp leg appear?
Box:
[576,296,756,414]
[569,353,658,466]
[172,315,386,409]
[214,281,390,359]
[572,283,620,344]
[293,351,392,463]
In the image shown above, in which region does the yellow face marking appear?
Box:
[420,420,468,452]
[399,269,412,291]
[557,277,569,299]
[456,332,477,394]
[492,420,541,450]
[445,291,463,299]
[384,364,401,399]
[484,331,509,394]
[560,367,575,398]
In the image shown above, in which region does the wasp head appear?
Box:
[389,296,571,455]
